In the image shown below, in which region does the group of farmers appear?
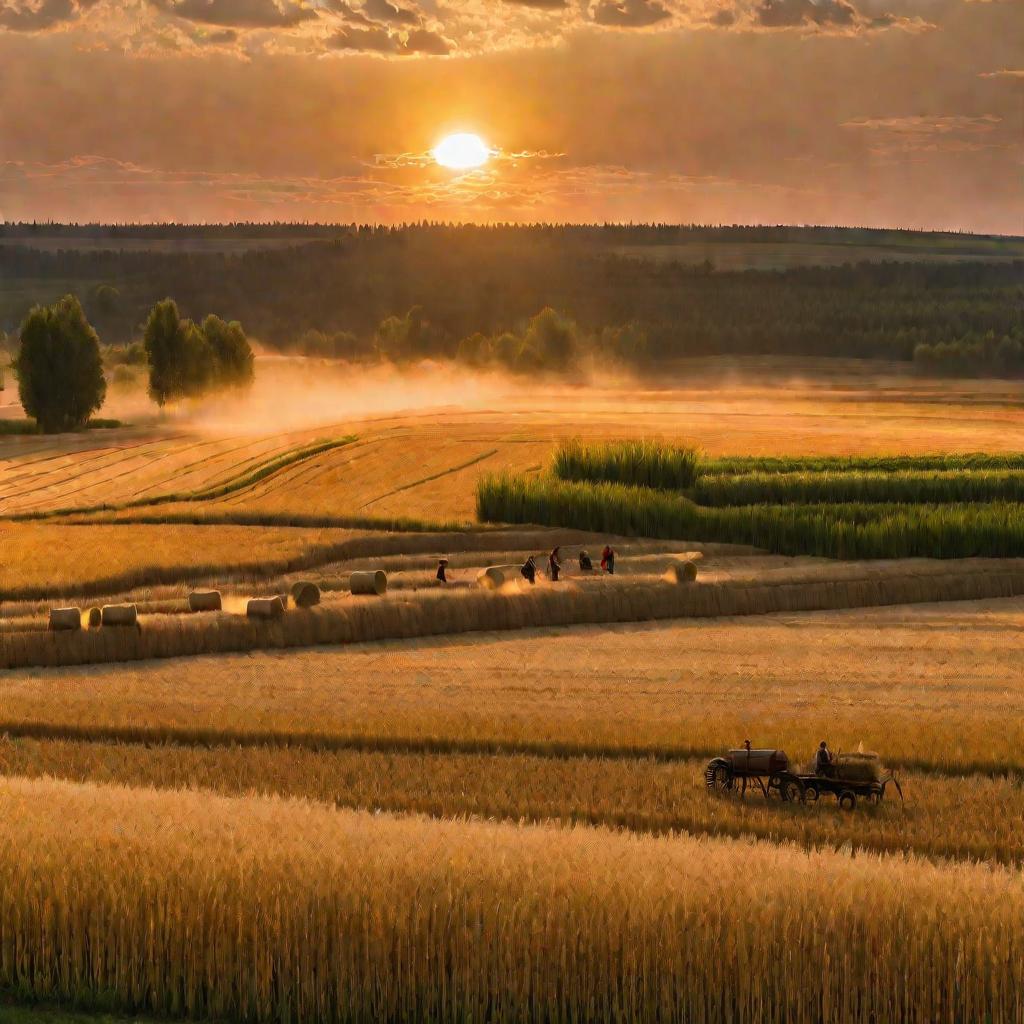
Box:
[434,545,619,585]
[520,545,617,585]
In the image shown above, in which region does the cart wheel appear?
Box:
[769,774,783,790]
[838,791,857,811]
[707,764,733,793]
[780,777,804,804]
[804,784,819,803]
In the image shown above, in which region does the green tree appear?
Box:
[202,314,254,387]
[522,308,577,370]
[14,295,107,433]
[143,298,186,406]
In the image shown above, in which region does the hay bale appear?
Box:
[291,581,321,608]
[48,607,82,631]
[86,607,102,629]
[247,596,286,619]
[188,590,222,613]
[834,752,883,783]
[101,604,138,628]
[476,564,522,590]
[350,570,387,596]
[663,560,699,584]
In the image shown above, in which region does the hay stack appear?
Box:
[834,752,883,783]
[101,604,138,628]
[188,590,222,613]
[247,596,286,619]
[350,570,387,596]
[291,581,321,608]
[48,607,82,631]
[86,607,102,629]
[476,565,522,590]
[663,560,699,584]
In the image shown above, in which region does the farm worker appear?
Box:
[521,556,537,585]
[548,546,562,582]
[815,741,833,777]
[436,558,449,583]
[600,545,616,574]
[579,550,593,571]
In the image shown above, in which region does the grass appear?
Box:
[0,418,123,436]
[553,438,699,490]
[2,775,1022,1023]
[692,467,1024,505]
[478,472,1024,558]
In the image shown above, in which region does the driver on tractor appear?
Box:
[815,741,834,778]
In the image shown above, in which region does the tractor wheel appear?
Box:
[779,777,804,804]
[838,791,857,811]
[804,784,820,803]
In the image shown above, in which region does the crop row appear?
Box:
[692,468,1024,506]
[477,472,1024,558]
[1,737,1021,865]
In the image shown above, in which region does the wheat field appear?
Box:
[4,365,1024,1020]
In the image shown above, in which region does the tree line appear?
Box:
[1,230,1019,372]
[10,296,253,433]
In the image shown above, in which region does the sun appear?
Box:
[432,133,491,170]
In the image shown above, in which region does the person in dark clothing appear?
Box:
[579,550,593,571]
[548,546,561,582]
[814,741,833,777]
[600,545,616,574]
[521,556,537,585]
[436,558,449,583]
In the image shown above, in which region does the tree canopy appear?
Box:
[14,295,106,433]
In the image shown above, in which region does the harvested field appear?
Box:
[10,367,1024,523]
[4,557,1024,669]
[1,776,1022,1024]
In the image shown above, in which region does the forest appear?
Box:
[1,224,1020,372]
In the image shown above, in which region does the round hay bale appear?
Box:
[101,603,138,628]
[291,581,321,608]
[247,596,286,619]
[48,607,82,631]
[86,607,102,629]
[350,570,387,596]
[188,590,222,613]
[476,564,521,590]
[663,560,699,584]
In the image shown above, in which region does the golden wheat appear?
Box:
[1,737,1021,865]
[1,602,1021,775]
[2,776,1023,1023]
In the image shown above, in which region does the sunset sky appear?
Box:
[0,0,1020,230]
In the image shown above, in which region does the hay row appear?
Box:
[7,565,1024,670]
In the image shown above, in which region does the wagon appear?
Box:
[705,748,903,810]
[704,748,805,802]
[796,757,903,811]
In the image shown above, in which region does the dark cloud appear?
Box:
[708,6,736,23]
[148,0,316,28]
[403,25,450,51]
[0,0,99,32]
[755,0,857,27]
[319,0,376,23]
[499,0,568,9]
[591,0,671,25]
[328,22,450,52]
[362,0,418,24]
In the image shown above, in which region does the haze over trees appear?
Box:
[14,295,107,433]
[0,225,1018,375]
[143,299,254,406]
